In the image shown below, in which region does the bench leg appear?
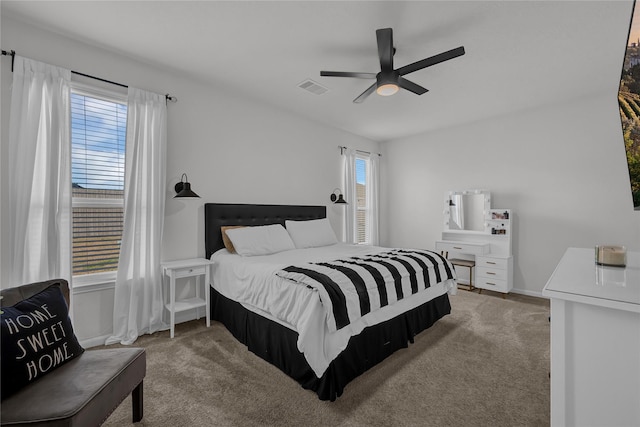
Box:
[132,381,144,423]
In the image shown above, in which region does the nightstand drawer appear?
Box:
[477,266,508,281]
[476,256,509,270]
[174,266,206,278]
[476,277,509,292]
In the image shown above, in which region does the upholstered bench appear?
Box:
[1,279,146,426]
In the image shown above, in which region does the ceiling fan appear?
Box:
[320,28,465,103]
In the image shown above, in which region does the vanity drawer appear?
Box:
[477,266,508,281]
[476,256,509,270]
[476,277,509,293]
[436,241,490,256]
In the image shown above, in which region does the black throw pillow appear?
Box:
[1,284,84,400]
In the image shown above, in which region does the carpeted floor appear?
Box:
[101,289,550,427]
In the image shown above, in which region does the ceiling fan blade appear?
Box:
[397,46,465,76]
[353,83,377,104]
[397,77,428,95]
[376,28,394,72]
[320,71,377,79]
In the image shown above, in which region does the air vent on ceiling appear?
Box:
[298,79,328,95]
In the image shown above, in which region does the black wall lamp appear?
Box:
[174,173,200,198]
[330,188,347,204]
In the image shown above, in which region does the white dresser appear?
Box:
[543,247,640,427]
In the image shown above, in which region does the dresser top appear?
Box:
[543,247,640,312]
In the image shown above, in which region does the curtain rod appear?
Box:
[338,145,382,157]
[2,49,177,103]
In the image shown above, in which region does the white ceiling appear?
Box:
[1,1,633,142]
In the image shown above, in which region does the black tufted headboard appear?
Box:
[204,203,327,258]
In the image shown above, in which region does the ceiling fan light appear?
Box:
[376,83,399,96]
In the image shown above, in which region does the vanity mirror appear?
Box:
[444,190,490,232]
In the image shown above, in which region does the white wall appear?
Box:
[381,93,640,296]
[4,8,639,342]
[0,15,379,344]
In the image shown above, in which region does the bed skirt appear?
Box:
[210,287,451,401]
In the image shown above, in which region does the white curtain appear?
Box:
[6,56,72,288]
[368,152,380,246]
[106,87,167,345]
[342,148,357,244]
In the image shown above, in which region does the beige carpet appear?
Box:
[101,290,550,427]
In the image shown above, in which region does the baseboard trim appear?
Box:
[80,334,111,349]
[78,308,206,348]
[511,288,546,299]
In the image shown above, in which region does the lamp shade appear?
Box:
[334,194,347,204]
[174,173,200,198]
[330,188,347,204]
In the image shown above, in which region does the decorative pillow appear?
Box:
[225,224,295,256]
[1,284,84,400]
[285,218,338,249]
[221,225,246,253]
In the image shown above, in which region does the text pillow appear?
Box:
[225,224,295,256]
[285,218,338,249]
[1,284,84,400]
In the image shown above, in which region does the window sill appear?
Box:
[72,271,117,294]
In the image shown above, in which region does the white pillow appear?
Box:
[285,218,338,249]
[225,224,295,256]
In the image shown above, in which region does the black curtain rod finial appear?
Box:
[1,49,16,72]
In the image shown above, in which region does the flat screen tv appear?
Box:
[618,1,640,210]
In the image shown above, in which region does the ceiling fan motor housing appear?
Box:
[376,70,400,96]
[377,70,399,86]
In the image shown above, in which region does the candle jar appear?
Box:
[595,245,627,267]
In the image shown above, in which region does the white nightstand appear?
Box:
[161,258,214,338]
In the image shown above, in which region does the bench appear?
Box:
[1,279,146,426]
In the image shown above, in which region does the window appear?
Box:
[355,155,369,244]
[71,86,127,276]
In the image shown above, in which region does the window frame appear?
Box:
[70,82,127,285]
[355,153,371,245]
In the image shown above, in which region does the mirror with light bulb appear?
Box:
[443,190,491,233]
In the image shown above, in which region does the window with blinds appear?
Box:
[355,156,369,244]
[71,89,127,276]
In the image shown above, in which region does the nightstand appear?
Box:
[161,258,214,338]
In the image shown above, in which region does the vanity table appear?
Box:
[543,248,640,427]
[435,190,514,295]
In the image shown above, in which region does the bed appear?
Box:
[205,203,456,401]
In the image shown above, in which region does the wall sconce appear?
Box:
[174,173,200,198]
[330,188,347,204]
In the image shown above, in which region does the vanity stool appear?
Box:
[448,258,476,291]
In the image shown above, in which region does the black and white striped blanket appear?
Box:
[276,249,456,332]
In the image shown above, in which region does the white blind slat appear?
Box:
[355,157,368,244]
[71,91,127,275]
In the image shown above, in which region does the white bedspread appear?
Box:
[211,243,457,377]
